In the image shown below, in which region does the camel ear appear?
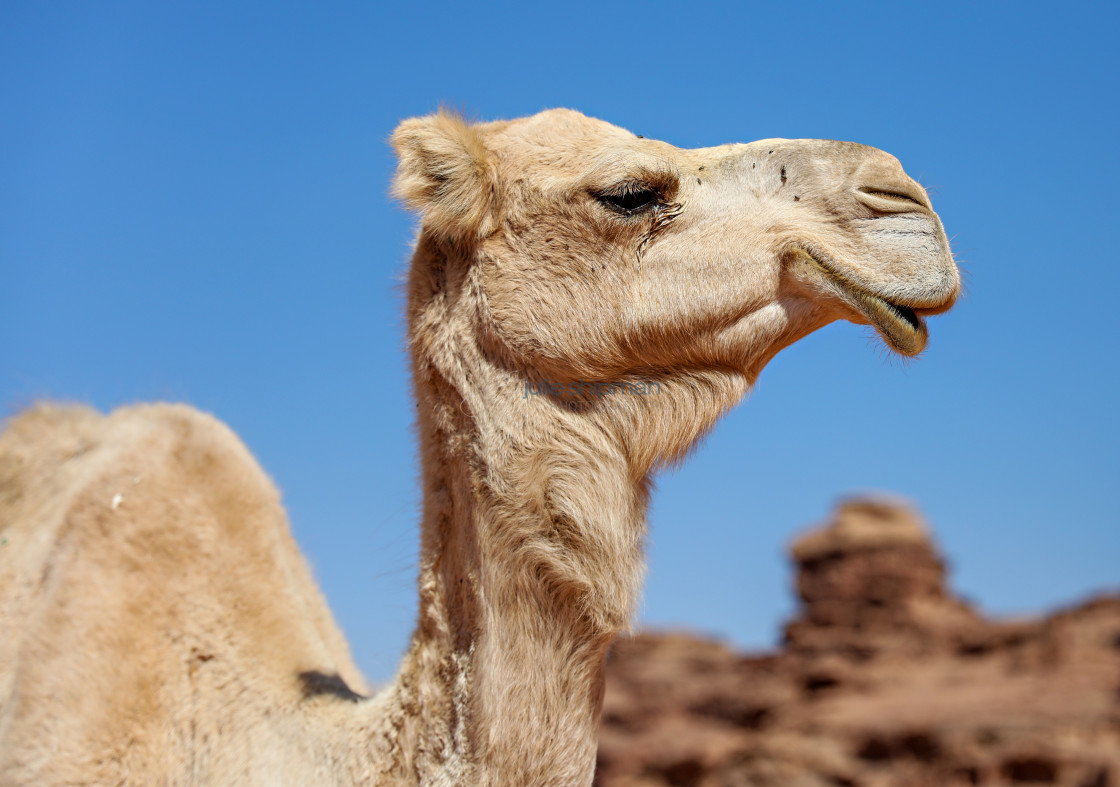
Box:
[391,111,496,240]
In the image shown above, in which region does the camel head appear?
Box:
[393,109,959,390]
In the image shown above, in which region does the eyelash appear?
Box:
[595,184,661,215]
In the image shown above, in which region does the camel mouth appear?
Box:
[790,247,929,356]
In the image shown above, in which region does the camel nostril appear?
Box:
[856,185,930,212]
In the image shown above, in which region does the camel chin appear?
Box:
[787,209,958,356]
[789,247,932,356]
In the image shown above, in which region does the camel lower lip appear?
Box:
[792,248,929,355]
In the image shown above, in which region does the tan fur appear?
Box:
[0,109,959,785]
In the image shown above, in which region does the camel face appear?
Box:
[394,109,959,382]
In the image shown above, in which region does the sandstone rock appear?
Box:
[596,497,1120,787]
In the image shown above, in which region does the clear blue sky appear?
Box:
[3,1,1117,682]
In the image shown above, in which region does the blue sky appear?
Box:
[3,2,1117,681]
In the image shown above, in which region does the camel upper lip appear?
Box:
[791,246,930,356]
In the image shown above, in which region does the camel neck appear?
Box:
[373,299,648,785]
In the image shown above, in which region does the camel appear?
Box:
[0,109,959,786]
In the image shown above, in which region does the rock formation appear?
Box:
[596,498,1120,787]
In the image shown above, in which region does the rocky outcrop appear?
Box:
[596,498,1120,787]
[784,497,986,661]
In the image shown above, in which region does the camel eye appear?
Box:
[596,185,660,214]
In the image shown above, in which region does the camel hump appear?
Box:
[1,402,290,585]
[0,403,285,655]
[0,405,367,783]
[1,401,279,544]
